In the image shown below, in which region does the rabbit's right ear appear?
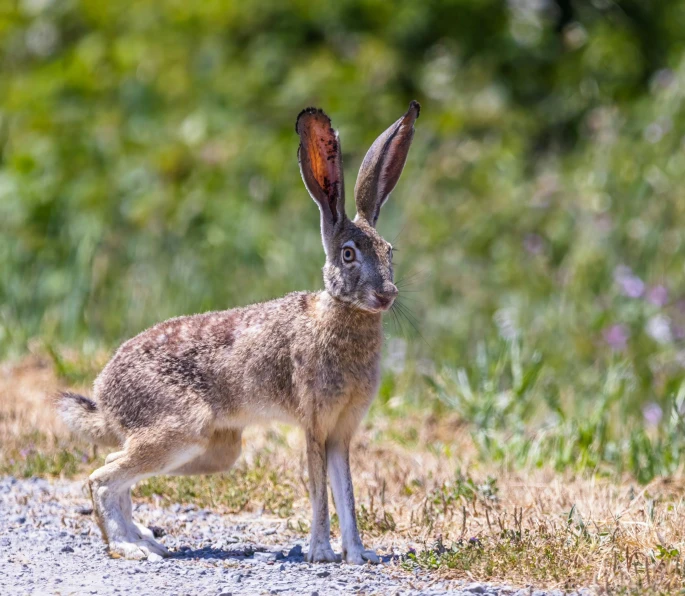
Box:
[296,107,346,253]
[354,101,420,227]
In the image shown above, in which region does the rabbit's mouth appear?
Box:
[366,291,396,312]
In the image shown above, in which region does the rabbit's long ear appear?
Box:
[296,107,346,252]
[354,101,420,227]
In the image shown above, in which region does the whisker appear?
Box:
[395,269,431,289]
[389,303,408,339]
[394,300,420,326]
[390,224,407,246]
[393,299,431,349]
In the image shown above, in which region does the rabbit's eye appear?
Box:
[342,247,356,263]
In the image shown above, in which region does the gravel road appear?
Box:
[0,476,587,596]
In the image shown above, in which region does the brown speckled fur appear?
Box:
[94,291,382,440]
[57,101,420,564]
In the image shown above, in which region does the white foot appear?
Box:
[109,535,169,560]
[344,547,379,565]
[131,521,156,541]
[306,541,339,563]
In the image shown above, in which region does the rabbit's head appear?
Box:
[296,101,419,313]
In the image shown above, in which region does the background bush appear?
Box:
[4,0,685,480]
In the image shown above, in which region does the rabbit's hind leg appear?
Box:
[169,428,243,476]
[101,450,159,544]
[88,433,205,560]
[120,488,161,544]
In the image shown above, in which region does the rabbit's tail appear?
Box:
[55,392,120,447]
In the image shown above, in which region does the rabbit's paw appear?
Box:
[344,547,380,565]
[306,542,339,563]
[131,521,161,542]
[109,537,169,560]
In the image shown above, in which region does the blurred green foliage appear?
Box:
[4,0,685,478]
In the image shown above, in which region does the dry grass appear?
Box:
[2,357,685,594]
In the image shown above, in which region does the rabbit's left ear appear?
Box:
[296,108,346,252]
[354,101,420,227]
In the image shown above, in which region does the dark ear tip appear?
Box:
[408,100,421,119]
[295,107,331,133]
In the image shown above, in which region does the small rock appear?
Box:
[279,564,286,572]
[13,515,26,525]
[76,506,93,515]
[253,551,278,562]
[316,570,330,578]
[60,546,74,553]
[263,528,277,535]
[147,552,164,563]
[287,544,303,558]
[465,584,487,594]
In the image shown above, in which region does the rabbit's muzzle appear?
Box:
[370,286,398,311]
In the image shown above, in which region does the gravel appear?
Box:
[0,476,592,595]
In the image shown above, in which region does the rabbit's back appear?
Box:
[92,291,383,437]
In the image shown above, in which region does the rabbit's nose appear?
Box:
[381,284,399,299]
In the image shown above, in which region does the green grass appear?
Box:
[425,338,685,483]
[0,431,93,478]
[134,452,300,519]
[4,0,685,487]
[403,534,595,588]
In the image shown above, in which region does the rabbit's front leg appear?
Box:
[327,437,379,565]
[305,431,338,563]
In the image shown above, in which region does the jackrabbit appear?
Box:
[56,101,420,564]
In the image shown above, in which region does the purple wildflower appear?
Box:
[603,324,629,351]
[614,265,644,298]
[647,285,669,307]
[642,402,663,427]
